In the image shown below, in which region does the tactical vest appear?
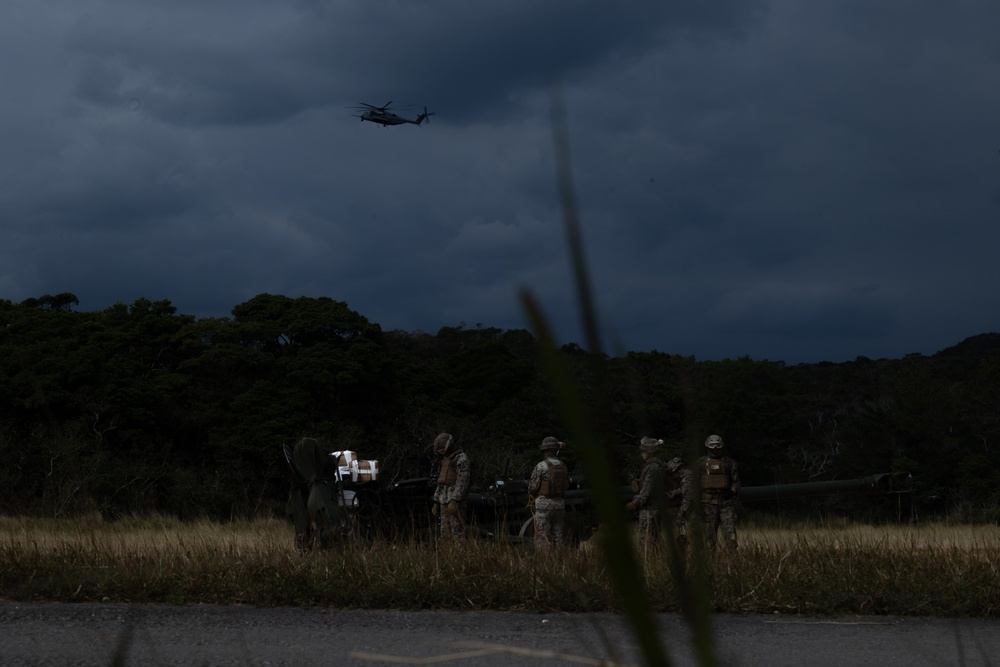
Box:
[437,451,462,485]
[538,459,568,498]
[701,458,731,490]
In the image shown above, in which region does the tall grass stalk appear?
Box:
[518,86,713,666]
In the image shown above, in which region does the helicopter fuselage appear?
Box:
[361,112,412,126]
[350,102,434,127]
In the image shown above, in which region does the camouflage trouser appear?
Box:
[534,507,566,549]
[702,500,738,549]
[638,507,661,546]
[436,502,466,540]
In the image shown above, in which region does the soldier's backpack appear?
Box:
[539,460,569,498]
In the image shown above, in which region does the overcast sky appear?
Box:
[2,0,998,364]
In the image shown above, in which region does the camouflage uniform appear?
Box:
[697,436,740,549]
[666,457,693,541]
[634,456,666,545]
[432,434,471,540]
[626,437,667,547]
[528,437,569,549]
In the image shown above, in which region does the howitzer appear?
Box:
[289,463,913,546]
[283,441,399,547]
[467,478,601,543]
[350,477,438,542]
[466,471,914,544]
[738,472,913,503]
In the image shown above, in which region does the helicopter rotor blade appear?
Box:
[355,101,393,111]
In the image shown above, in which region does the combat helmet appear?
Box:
[540,436,564,452]
[639,436,663,453]
[705,434,725,449]
[433,432,453,455]
[666,456,684,473]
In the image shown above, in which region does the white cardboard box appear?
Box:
[352,460,378,483]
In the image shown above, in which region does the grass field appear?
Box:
[2,514,997,617]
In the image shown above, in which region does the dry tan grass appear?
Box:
[1,514,289,557]
[741,523,1000,552]
[2,514,998,616]
[6,514,998,558]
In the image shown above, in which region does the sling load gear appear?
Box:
[283,438,346,550]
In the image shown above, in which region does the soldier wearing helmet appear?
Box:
[697,434,741,549]
[430,433,471,540]
[626,436,667,547]
[528,436,569,548]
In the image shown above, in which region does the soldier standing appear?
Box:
[697,434,740,549]
[626,436,666,547]
[666,456,692,547]
[431,433,471,540]
[528,436,569,549]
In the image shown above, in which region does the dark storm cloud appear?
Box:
[63,0,763,127]
[65,3,318,126]
[555,0,1000,361]
[2,0,999,364]
[31,157,200,232]
[327,0,765,122]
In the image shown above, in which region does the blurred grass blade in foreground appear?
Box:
[515,85,716,667]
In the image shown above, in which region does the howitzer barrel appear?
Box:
[381,471,913,544]
[739,473,911,503]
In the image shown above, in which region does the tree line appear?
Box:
[2,293,998,521]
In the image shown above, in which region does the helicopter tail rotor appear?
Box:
[416,106,436,125]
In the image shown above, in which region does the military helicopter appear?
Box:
[349,101,435,127]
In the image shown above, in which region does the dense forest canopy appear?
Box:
[2,293,998,521]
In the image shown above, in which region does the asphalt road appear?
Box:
[0,602,997,666]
